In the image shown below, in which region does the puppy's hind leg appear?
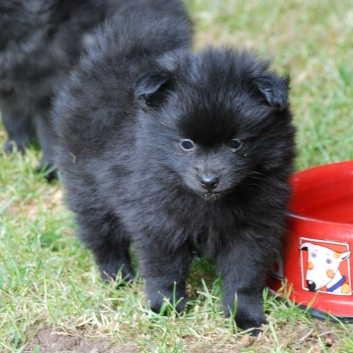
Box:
[34,112,58,180]
[77,212,135,283]
[1,108,36,153]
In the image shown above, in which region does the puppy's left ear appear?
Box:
[256,74,290,110]
[134,71,173,112]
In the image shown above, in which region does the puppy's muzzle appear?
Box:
[200,175,219,191]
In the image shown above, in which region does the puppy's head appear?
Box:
[134,48,296,200]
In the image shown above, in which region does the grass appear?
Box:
[1,0,353,351]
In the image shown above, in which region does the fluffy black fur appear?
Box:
[54,5,296,333]
[0,0,191,179]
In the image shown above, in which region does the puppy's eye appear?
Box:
[180,139,195,151]
[228,138,242,152]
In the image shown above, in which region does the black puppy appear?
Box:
[54,4,296,333]
[0,0,191,180]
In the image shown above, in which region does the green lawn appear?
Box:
[1,0,353,352]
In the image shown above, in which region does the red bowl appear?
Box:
[267,160,353,322]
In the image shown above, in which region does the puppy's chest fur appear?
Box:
[114,170,244,252]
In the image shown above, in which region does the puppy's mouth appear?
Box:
[203,192,222,201]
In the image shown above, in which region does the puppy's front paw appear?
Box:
[223,293,266,336]
[99,263,135,285]
[235,307,267,336]
[147,285,187,314]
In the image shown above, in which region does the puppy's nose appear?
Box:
[200,175,219,191]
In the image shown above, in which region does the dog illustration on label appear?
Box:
[300,238,352,295]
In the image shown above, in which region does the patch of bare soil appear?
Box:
[23,329,141,353]
[23,319,345,353]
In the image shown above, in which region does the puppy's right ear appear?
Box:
[134,71,173,112]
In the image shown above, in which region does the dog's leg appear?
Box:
[137,240,193,313]
[1,108,36,153]
[217,237,271,335]
[34,113,58,180]
[77,212,135,282]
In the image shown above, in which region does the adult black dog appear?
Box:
[54,3,295,334]
[0,0,191,180]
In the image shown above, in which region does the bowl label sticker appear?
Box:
[299,237,352,296]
